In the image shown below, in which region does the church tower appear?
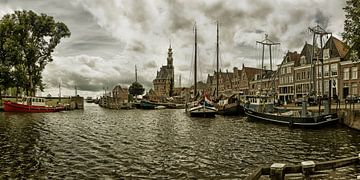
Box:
[167,44,173,67]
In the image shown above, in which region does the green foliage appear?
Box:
[343,0,360,58]
[129,82,145,96]
[0,10,70,96]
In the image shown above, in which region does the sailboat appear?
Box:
[186,23,217,118]
[212,22,245,116]
[243,33,339,127]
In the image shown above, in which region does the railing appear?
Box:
[245,154,360,180]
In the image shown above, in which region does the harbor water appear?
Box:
[0,103,359,179]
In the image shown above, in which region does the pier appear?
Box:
[246,154,360,180]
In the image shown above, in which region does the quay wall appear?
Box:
[338,108,360,131]
[279,103,360,130]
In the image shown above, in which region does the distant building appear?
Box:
[278,51,300,102]
[153,45,175,97]
[294,43,313,98]
[112,85,128,103]
[206,64,263,96]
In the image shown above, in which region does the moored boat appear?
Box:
[216,94,245,116]
[188,96,217,118]
[139,100,156,109]
[244,95,339,128]
[3,97,65,113]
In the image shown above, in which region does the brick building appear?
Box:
[112,85,128,103]
[278,51,299,102]
[153,45,175,97]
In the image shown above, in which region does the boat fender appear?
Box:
[288,120,294,128]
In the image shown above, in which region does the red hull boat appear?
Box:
[3,100,65,113]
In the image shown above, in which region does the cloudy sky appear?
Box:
[0,0,346,97]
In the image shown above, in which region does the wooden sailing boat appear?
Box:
[244,33,339,127]
[214,22,245,116]
[187,23,217,118]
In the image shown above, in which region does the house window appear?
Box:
[351,67,358,79]
[352,83,358,95]
[324,80,329,94]
[323,48,330,59]
[324,65,329,77]
[318,67,322,77]
[300,56,306,65]
[331,64,338,76]
[287,67,291,74]
[344,68,350,80]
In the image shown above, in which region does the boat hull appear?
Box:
[244,107,339,128]
[217,103,245,116]
[188,105,217,118]
[139,101,156,109]
[3,101,65,113]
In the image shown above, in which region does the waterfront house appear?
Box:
[339,45,359,99]
[278,51,300,103]
[112,85,129,104]
[294,43,313,99]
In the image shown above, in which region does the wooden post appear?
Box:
[301,161,315,178]
[270,163,286,180]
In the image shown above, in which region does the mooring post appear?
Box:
[270,163,286,180]
[301,161,315,178]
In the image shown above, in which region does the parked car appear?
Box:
[345,95,359,104]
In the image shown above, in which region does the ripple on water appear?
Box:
[0,106,360,179]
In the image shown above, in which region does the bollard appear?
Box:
[270,163,286,180]
[301,161,315,177]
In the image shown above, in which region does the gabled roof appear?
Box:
[243,66,262,81]
[287,51,301,63]
[298,43,314,65]
[324,36,349,58]
[112,85,127,93]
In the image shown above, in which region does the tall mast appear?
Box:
[194,23,197,96]
[135,65,138,82]
[216,21,219,98]
[58,83,61,102]
[309,25,332,96]
[256,34,280,94]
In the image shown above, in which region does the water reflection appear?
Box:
[0,104,359,179]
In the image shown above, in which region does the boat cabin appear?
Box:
[20,97,47,106]
[245,95,274,113]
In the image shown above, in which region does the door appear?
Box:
[343,87,349,99]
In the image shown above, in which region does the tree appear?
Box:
[343,0,360,59]
[129,82,145,96]
[0,10,71,96]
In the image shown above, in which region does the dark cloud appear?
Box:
[314,9,330,28]
[128,40,146,53]
[1,0,346,96]
[144,60,157,69]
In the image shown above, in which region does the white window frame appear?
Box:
[351,67,358,79]
[344,68,350,80]
[331,64,338,76]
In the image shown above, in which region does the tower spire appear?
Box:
[167,42,173,67]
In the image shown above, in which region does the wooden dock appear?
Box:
[245,154,360,179]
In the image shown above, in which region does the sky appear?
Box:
[0,0,346,97]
